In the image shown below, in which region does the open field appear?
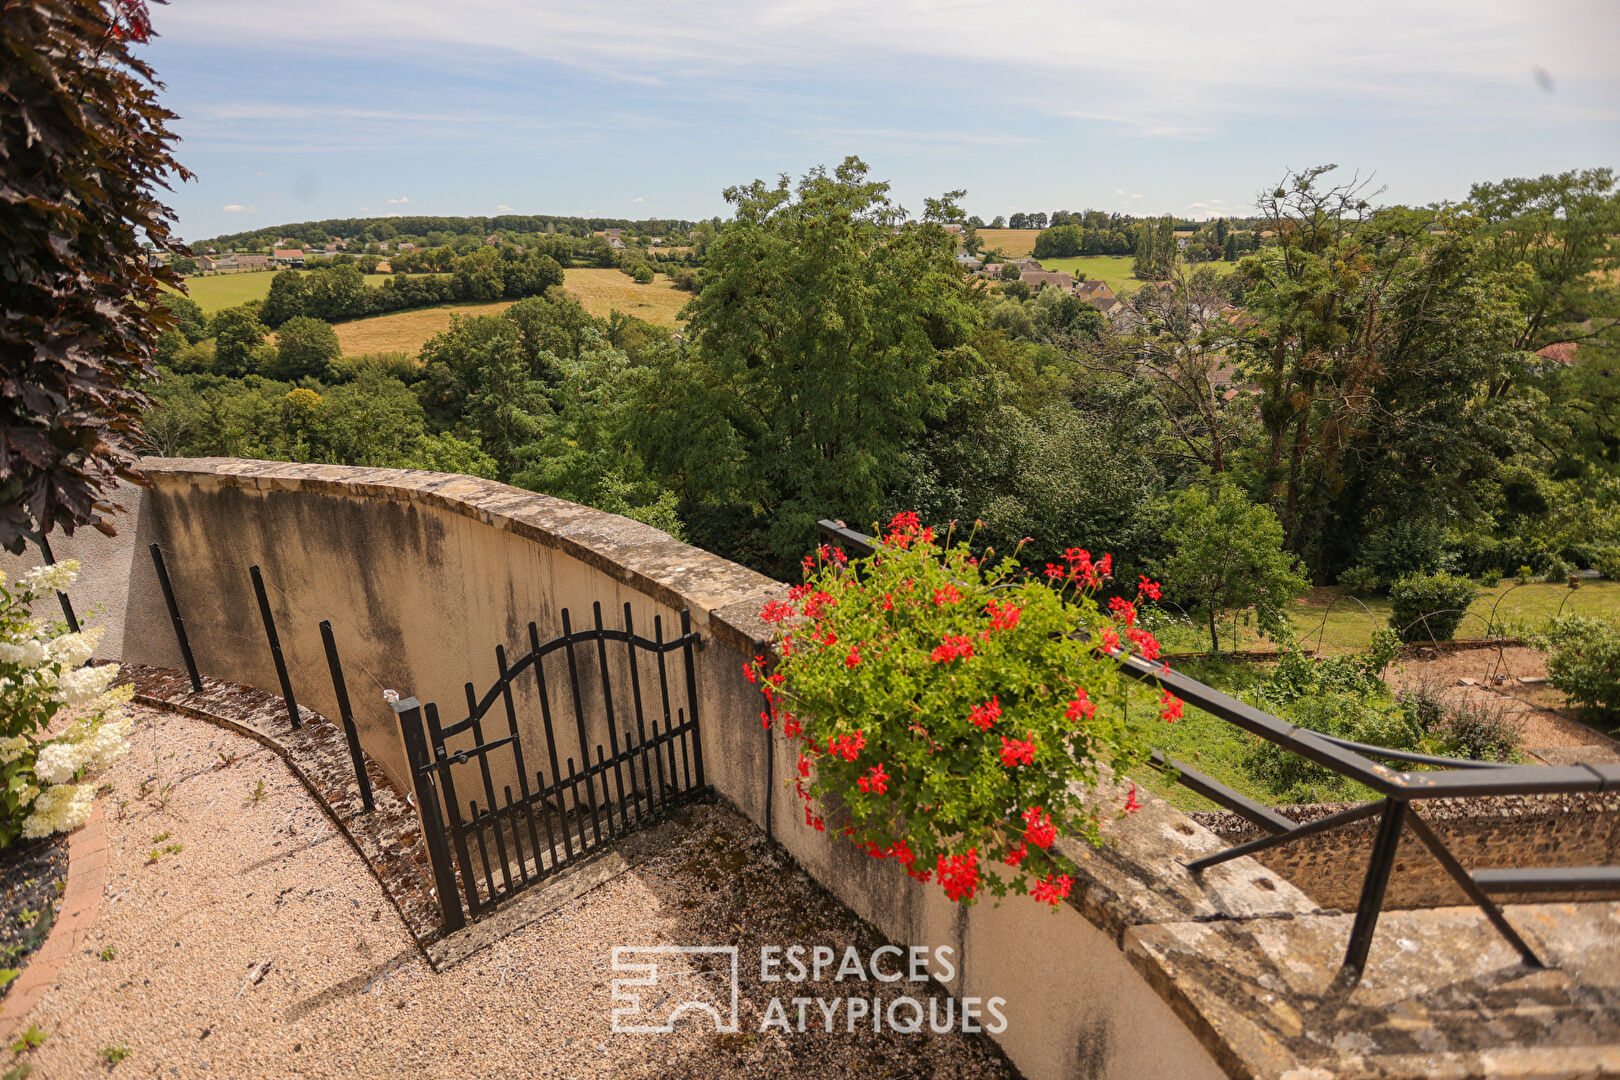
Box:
[1039,254,1237,295]
[331,300,516,356]
[562,267,690,326]
[326,268,688,355]
[975,228,1042,257]
[169,271,394,313]
[1153,578,1620,656]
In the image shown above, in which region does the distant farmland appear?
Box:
[327,268,690,356]
[169,268,691,356]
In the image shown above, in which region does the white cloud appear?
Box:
[157,0,1620,134]
[388,195,410,204]
[632,196,644,203]
[1114,189,1126,195]
[496,204,514,212]
[1187,201,1210,209]
[1131,193,1143,199]
[220,204,256,212]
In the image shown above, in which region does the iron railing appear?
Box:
[816,519,1620,978]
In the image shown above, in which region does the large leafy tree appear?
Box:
[665,157,982,571]
[0,0,189,551]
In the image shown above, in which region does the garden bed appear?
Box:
[0,832,67,999]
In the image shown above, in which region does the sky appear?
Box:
[141,0,1620,241]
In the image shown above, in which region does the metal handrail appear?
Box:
[813,519,1618,978]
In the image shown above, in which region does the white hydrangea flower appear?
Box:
[33,740,84,785]
[84,718,132,770]
[19,561,78,595]
[54,663,118,705]
[48,625,103,667]
[21,782,93,839]
[0,736,29,766]
[0,638,50,667]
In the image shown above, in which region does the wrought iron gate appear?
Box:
[394,602,706,932]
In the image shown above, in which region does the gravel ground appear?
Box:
[15,706,1017,1080]
[1387,645,1618,757]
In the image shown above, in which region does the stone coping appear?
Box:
[138,458,787,654]
[0,805,107,1041]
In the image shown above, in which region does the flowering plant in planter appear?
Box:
[0,562,130,848]
[747,514,1179,908]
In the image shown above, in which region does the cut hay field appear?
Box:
[326,268,689,356]
[331,301,516,356]
[975,228,1042,257]
[1038,254,1237,296]
[169,271,393,313]
[561,268,689,327]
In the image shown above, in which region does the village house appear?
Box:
[273,248,305,267]
[233,253,270,270]
[955,253,983,271]
[1020,269,1073,292]
[397,242,416,252]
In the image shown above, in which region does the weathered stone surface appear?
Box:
[1124,901,1620,1080]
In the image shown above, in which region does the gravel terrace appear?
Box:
[12,705,1017,1080]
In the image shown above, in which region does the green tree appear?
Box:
[1159,484,1309,652]
[273,316,341,381]
[1032,224,1083,258]
[1469,168,1620,354]
[1,0,191,549]
[211,307,271,376]
[261,269,311,327]
[644,158,981,571]
[305,263,367,320]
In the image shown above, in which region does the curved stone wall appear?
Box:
[15,457,1455,1080]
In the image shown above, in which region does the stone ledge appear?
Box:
[138,458,785,632]
[1122,899,1620,1080]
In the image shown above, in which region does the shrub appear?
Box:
[631,264,655,285]
[0,562,131,848]
[1534,615,1620,722]
[750,515,1166,908]
[1245,692,1423,803]
[1596,548,1620,581]
[1480,568,1503,588]
[1426,698,1522,762]
[1337,564,1380,594]
[1542,556,1571,585]
[1387,572,1478,643]
[1516,565,1534,585]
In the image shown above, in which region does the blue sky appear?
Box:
[144,0,1620,241]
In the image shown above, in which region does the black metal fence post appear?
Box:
[35,534,79,634]
[148,543,203,694]
[319,620,374,813]
[249,564,300,730]
[395,698,465,933]
[1343,798,1407,977]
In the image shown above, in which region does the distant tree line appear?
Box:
[196,213,697,253]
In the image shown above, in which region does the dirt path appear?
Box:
[14,707,1013,1080]
[1387,645,1619,765]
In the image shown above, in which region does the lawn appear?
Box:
[169,271,392,314]
[1152,578,1620,657]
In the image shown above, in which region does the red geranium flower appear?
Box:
[968,695,1001,731]
[1123,783,1142,813]
[1021,805,1057,849]
[999,735,1035,768]
[856,762,890,795]
[1033,873,1073,907]
[936,849,980,902]
[1064,688,1096,723]
[1159,690,1183,723]
[931,635,976,663]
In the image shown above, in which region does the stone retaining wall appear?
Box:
[1193,791,1620,910]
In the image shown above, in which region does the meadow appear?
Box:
[171,270,389,313]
